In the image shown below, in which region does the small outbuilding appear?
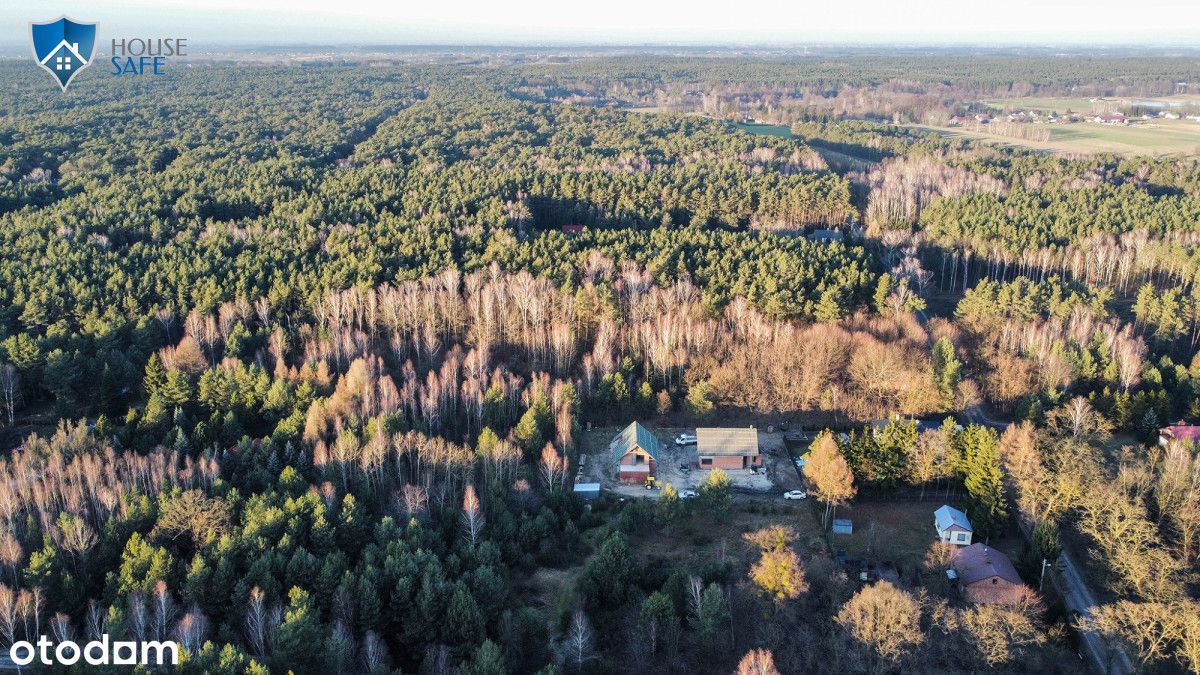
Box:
[610,422,662,484]
[952,544,1030,605]
[696,427,761,470]
[573,482,601,500]
[934,505,973,546]
[831,519,854,535]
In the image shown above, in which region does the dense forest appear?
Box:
[0,52,1199,673]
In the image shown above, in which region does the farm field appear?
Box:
[913,118,1200,155]
[985,94,1200,113]
[984,96,1119,113]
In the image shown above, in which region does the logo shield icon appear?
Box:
[30,16,97,91]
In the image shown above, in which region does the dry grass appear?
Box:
[913,119,1200,157]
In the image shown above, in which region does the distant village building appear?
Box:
[1094,113,1128,125]
[1159,421,1200,447]
[934,505,973,546]
[952,544,1030,604]
[696,427,760,470]
[808,229,844,244]
[948,113,990,125]
[610,422,661,484]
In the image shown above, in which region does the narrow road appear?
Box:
[1053,551,1134,675]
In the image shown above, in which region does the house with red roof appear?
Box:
[951,544,1031,605]
[1159,421,1200,447]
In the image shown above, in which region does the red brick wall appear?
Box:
[618,458,655,483]
[700,455,760,470]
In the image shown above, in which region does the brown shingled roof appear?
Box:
[952,544,1022,586]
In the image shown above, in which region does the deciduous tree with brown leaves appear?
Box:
[735,648,780,675]
[836,581,924,667]
[804,433,856,528]
[744,526,808,605]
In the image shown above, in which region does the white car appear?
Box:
[783,490,807,500]
[674,434,697,446]
[679,489,699,499]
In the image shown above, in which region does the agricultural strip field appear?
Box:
[913,119,1200,156]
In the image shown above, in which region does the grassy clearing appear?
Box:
[986,95,1200,114]
[826,500,1025,575]
[625,105,697,114]
[984,96,1107,113]
[828,501,943,571]
[732,122,793,138]
[626,499,827,577]
[914,119,1200,156]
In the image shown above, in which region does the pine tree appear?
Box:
[463,640,506,675]
[161,369,193,407]
[443,585,485,652]
[274,587,323,674]
[960,425,1007,540]
[873,273,894,315]
[144,353,167,398]
[931,337,962,407]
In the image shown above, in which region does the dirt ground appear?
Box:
[577,424,803,499]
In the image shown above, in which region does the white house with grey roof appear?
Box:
[934,505,973,546]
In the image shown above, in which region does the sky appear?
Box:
[1,0,1197,47]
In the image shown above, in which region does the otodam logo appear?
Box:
[30,16,97,91]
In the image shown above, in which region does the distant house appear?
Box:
[610,422,662,484]
[1094,113,1128,125]
[808,229,844,244]
[973,113,991,124]
[560,224,585,235]
[934,505,973,546]
[952,544,1029,604]
[1159,421,1200,447]
[947,115,970,126]
[696,427,760,470]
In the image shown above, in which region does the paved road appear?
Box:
[1053,551,1134,675]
